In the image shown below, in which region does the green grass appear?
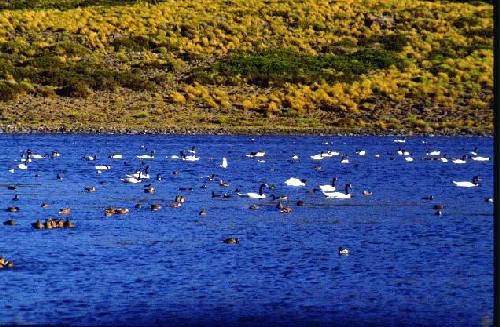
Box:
[191,48,406,87]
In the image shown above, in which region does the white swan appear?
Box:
[310,153,325,160]
[356,150,366,156]
[109,154,123,159]
[246,151,266,158]
[440,157,448,163]
[323,184,352,199]
[237,184,268,198]
[170,155,179,159]
[397,149,410,156]
[182,155,200,162]
[471,156,489,161]
[453,176,480,187]
[137,154,154,159]
[340,156,349,164]
[427,151,441,156]
[126,171,150,179]
[95,165,111,170]
[393,139,406,143]
[291,154,299,160]
[285,177,306,187]
[452,158,467,164]
[405,157,414,162]
[319,177,338,192]
[122,176,142,184]
[220,157,228,169]
[18,163,28,170]
[30,154,44,159]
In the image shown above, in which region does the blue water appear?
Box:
[0,135,494,326]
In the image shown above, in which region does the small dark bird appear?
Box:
[223,237,240,244]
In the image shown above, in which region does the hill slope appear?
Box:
[0,0,494,135]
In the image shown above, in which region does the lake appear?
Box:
[0,135,494,326]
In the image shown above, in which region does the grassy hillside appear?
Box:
[0,0,494,134]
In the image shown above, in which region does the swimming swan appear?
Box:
[285,177,306,187]
[453,176,480,187]
[323,183,352,199]
[238,183,268,199]
[319,177,338,192]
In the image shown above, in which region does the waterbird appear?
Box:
[323,183,352,199]
[109,153,123,159]
[471,156,489,161]
[453,176,480,187]
[223,237,240,244]
[319,177,338,192]
[338,247,350,256]
[246,151,265,158]
[285,177,306,187]
[220,157,228,169]
[237,183,268,199]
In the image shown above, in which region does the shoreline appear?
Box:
[0,126,492,137]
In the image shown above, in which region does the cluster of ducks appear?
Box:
[31,217,75,229]
[0,256,14,269]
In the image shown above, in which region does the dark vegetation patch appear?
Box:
[190,48,406,87]
[0,40,168,99]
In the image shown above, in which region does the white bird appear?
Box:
[310,153,325,160]
[427,151,441,156]
[137,154,154,159]
[338,247,350,256]
[122,176,142,184]
[321,151,339,157]
[220,157,228,168]
[30,154,44,159]
[440,157,448,163]
[452,158,467,164]
[8,169,14,173]
[397,149,410,156]
[355,150,366,156]
[109,154,123,159]
[95,165,111,170]
[405,157,414,162]
[471,156,489,161]
[237,184,268,199]
[246,151,265,158]
[170,155,179,159]
[285,177,306,187]
[126,171,149,179]
[182,155,200,162]
[453,176,480,187]
[394,139,406,143]
[84,155,97,161]
[291,154,299,160]
[323,183,352,199]
[319,177,338,192]
[340,156,349,164]
[18,163,28,170]
[257,160,266,163]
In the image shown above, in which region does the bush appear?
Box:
[193,48,405,87]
